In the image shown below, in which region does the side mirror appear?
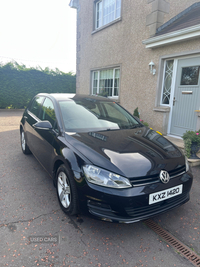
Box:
[33,120,53,130]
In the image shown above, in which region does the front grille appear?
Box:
[169,165,186,178]
[130,165,186,186]
[125,191,189,219]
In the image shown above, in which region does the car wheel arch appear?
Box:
[52,154,85,187]
[53,159,66,187]
[52,155,77,184]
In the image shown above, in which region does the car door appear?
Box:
[34,97,60,174]
[25,96,45,153]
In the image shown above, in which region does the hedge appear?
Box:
[0,62,76,109]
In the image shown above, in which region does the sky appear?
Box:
[0,0,77,73]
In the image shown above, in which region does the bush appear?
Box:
[133,107,140,118]
[133,107,149,127]
[183,130,200,158]
[0,62,76,109]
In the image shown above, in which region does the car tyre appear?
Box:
[56,164,79,216]
[20,129,31,154]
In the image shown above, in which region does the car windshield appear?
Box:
[59,98,141,132]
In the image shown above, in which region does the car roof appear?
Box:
[37,93,114,102]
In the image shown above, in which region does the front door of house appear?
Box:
[170,57,200,137]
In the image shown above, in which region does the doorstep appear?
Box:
[164,135,200,167]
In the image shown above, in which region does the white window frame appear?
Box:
[95,0,121,30]
[96,1,102,29]
[92,68,120,98]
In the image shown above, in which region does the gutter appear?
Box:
[143,24,200,48]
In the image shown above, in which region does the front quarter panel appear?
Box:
[51,135,91,187]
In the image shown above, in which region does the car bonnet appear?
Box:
[65,127,185,179]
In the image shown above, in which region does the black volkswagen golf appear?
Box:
[20,93,193,223]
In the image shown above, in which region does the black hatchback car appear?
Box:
[20,93,193,223]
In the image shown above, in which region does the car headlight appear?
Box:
[83,165,132,189]
[185,156,189,172]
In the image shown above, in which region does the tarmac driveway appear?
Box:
[0,110,199,267]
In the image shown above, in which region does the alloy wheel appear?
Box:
[57,171,71,208]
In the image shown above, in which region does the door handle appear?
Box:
[173,97,177,106]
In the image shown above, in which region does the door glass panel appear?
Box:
[180,66,200,85]
[162,60,174,105]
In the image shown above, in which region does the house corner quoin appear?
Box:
[146,0,170,36]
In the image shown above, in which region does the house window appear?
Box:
[95,0,121,29]
[92,68,120,97]
[161,60,174,105]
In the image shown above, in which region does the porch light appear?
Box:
[149,61,156,75]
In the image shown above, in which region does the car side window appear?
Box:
[40,98,59,132]
[29,96,44,118]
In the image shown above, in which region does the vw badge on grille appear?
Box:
[160,170,170,184]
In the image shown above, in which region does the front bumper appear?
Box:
[83,171,193,223]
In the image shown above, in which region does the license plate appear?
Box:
[149,184,183,205]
